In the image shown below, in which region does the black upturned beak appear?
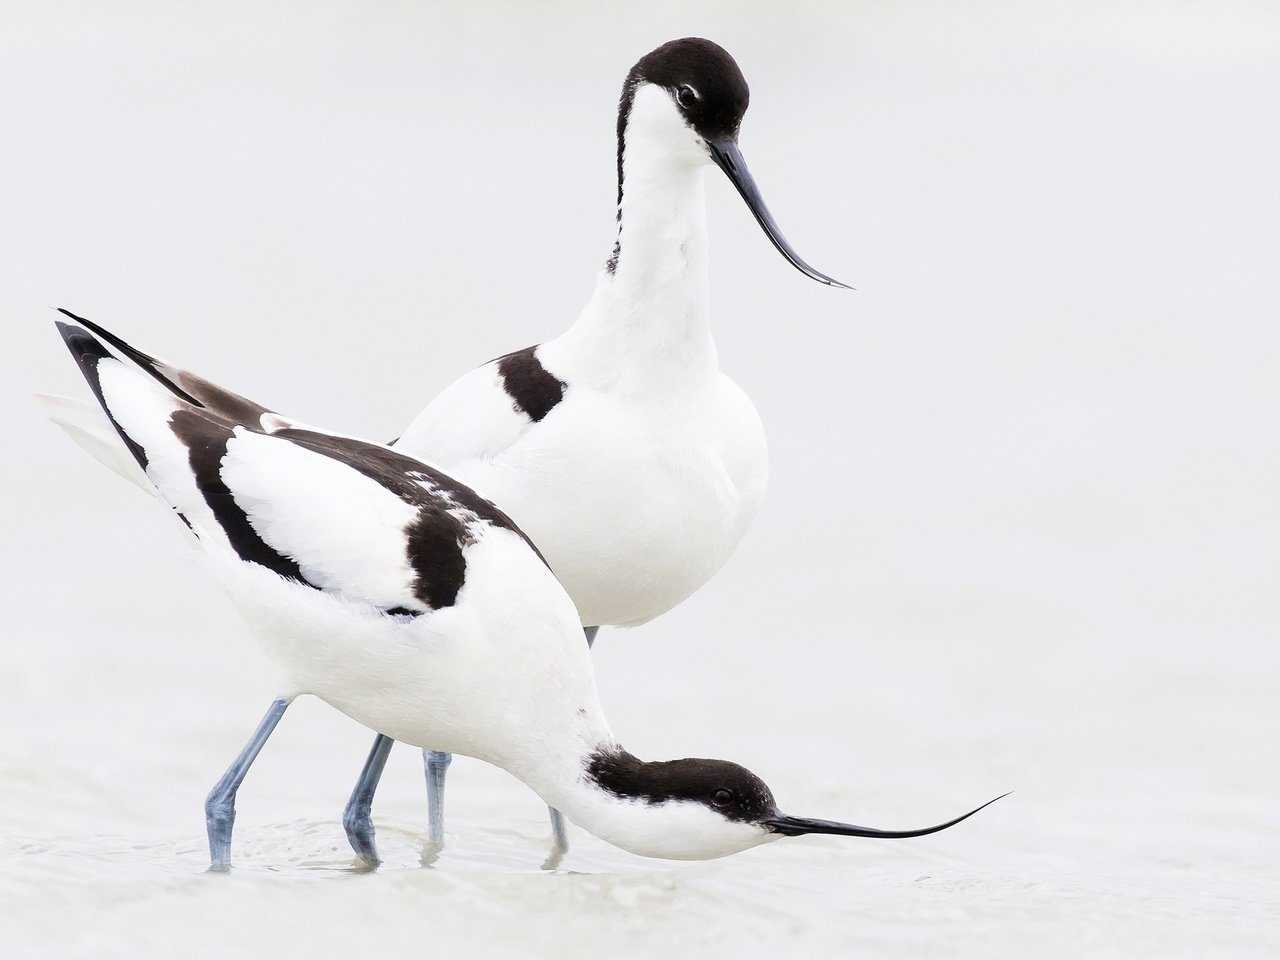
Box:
[765,793,1009,838]
[706,137,851,289]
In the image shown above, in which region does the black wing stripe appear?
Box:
[58,319,306,585]
[168,409,314,587]
[276,428,552,608]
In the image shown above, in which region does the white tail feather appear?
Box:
[34,392,156,496]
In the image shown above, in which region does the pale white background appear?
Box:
[1,1,1277,957]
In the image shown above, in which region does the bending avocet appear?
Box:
[51,315,1000,870]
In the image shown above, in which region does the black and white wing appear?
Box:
[56,318,542,619]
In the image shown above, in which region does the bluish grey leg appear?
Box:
[205,698,289,872]
[544,626,600,868]
[547,806,569,864]
[343,733,394,866]
[423,749,452,849]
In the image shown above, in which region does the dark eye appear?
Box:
[676,84,700,109]
[711,788,733,806]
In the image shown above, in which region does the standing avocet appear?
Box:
[355,36,851,859]
[52,316,1001,870]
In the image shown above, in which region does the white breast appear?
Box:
[397,362,767,628]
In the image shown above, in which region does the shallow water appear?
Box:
[3,1,1278,957]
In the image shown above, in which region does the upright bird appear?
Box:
[39,38,852,863]
[51,317,1000,870]
[359,38,851,859]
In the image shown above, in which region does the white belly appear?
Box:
[201,531,599,767]
[449,376,767,627]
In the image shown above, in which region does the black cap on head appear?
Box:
[629,37,750,141]
[590,749,779,823]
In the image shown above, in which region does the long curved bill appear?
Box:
[706,137,852,289]
[766,792,1010,838]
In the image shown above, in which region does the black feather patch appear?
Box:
[275,428,548,609]
[495,346,566,423]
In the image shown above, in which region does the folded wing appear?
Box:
[56,318,541,619]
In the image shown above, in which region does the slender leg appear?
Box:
[423,749,452,849]
[547,803,568,865]
[544,625,601,867]
[343,733,394,865]
[205,698,290,872]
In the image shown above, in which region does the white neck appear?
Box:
[551,85,719,393]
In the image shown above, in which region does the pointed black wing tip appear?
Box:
[54,308,121,350]
[50,309,198,407]
[54,318,107,359]
[55,308,119,349]
[53,308,91,349]
[53,321,118,415]
[54,307,130,358]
